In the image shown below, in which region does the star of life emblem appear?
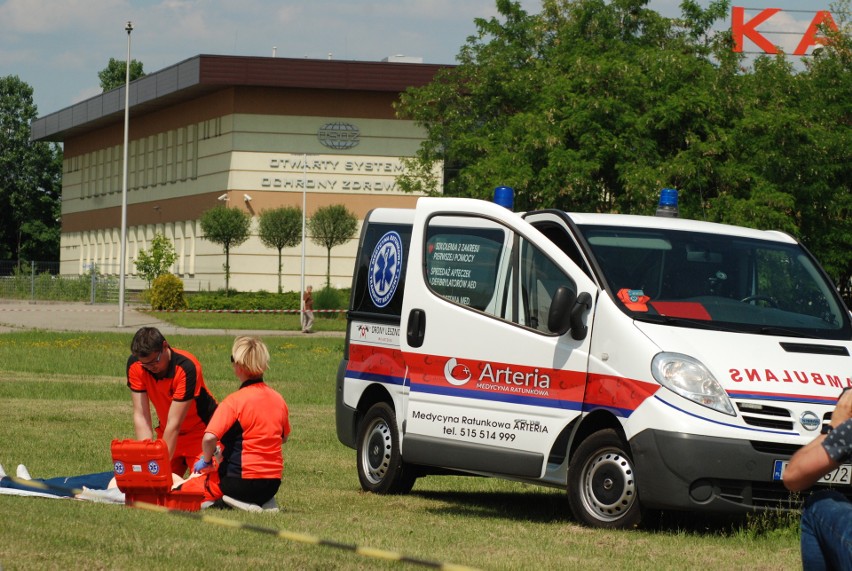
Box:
[368,231,403,308]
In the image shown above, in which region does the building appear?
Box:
[30,54,446,292]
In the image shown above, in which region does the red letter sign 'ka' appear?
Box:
[732,7,838,55]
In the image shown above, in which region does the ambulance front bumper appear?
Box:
[629,429,807,512]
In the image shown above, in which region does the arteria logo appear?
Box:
[444,358,471,386]
[443,357,552,389]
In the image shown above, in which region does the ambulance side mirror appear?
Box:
[548,286,576,336]
[548,287,591,340]
[570,292,592,341]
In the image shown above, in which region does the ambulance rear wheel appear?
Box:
[568,429,642,529]
[357,402,416,494]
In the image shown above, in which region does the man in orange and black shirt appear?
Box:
[127,327,218,476]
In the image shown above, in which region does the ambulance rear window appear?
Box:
[350,223,412,316]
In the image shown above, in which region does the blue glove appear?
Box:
[193,457,211,473]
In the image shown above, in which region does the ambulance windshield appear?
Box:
[582,226,851,340]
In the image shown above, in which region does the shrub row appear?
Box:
[184,288,349,311]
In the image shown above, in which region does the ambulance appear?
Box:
[335,195,852,528]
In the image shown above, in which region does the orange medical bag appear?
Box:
[110,439,204,512]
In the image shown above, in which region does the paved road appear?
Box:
[0,300,340,337]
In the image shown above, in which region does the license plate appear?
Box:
[773,460,852,485]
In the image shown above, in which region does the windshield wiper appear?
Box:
[633,313,813,336]
[634,313,724,331]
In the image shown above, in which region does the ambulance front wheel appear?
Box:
[567,429,642,529]
[357,402,416,494]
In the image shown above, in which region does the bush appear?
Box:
[187,290,300,311]
[149,274,188,310]
[314,286,345,318]
[184,288,350,312]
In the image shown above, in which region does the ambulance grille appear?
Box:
[749,441,800,455]
[716,480,801,508]
[715,479,852,509]
[735,402,794,430]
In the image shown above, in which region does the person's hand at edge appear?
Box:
[830,387,852,430]
[192,457,211,473]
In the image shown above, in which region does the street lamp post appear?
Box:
[118,21,132,327]
[300,154,307,330]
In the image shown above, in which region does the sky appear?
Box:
[0,0,839,117]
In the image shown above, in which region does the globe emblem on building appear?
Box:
[317,122,360,150]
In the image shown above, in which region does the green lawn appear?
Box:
[0,332,801,570]
[145,310,347,332]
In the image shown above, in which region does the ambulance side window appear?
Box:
[425,215,576,333]
[425,220,507,312]
[519,237,576,333]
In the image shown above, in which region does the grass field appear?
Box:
[145,310,347,332]
[0,331,801,570]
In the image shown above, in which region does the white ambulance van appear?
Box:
[335,196,852,528]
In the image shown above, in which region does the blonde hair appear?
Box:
[231,336,270,376]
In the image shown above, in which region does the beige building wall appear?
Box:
[58,105,440,292]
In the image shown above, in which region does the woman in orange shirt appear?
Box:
[191,336,290,510]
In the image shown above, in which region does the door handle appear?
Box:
[407,308,426,348]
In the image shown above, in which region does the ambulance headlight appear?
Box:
[651,352,735,416]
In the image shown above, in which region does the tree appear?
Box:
[395,0,852,294]
[396,0,733,215]
[258,207,302,293]
[0,75,62,261]
[698,8,852,292]
[308,205,358,288]
[98,58,145,91]
[790,3,852,294]
[134,233,177,288]
[199,205,251,293]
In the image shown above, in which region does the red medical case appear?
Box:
[110,439,204,512]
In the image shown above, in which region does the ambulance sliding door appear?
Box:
[401,198,597,478]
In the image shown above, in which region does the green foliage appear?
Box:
[184,288,350,311]
[0,268,117,303]
[0,75,62,260]
[258,206,303,293]
[199,205,252,293]
[149,273,187,310]
[735,508,801,541]
[395,0,852,290]
[0,263,114,302]
[134,233,177,288]
[98,57,145,91]
[308,204,358,288]
[314,286,344,317]
[397,0,731,214]
[187,290,301,311]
